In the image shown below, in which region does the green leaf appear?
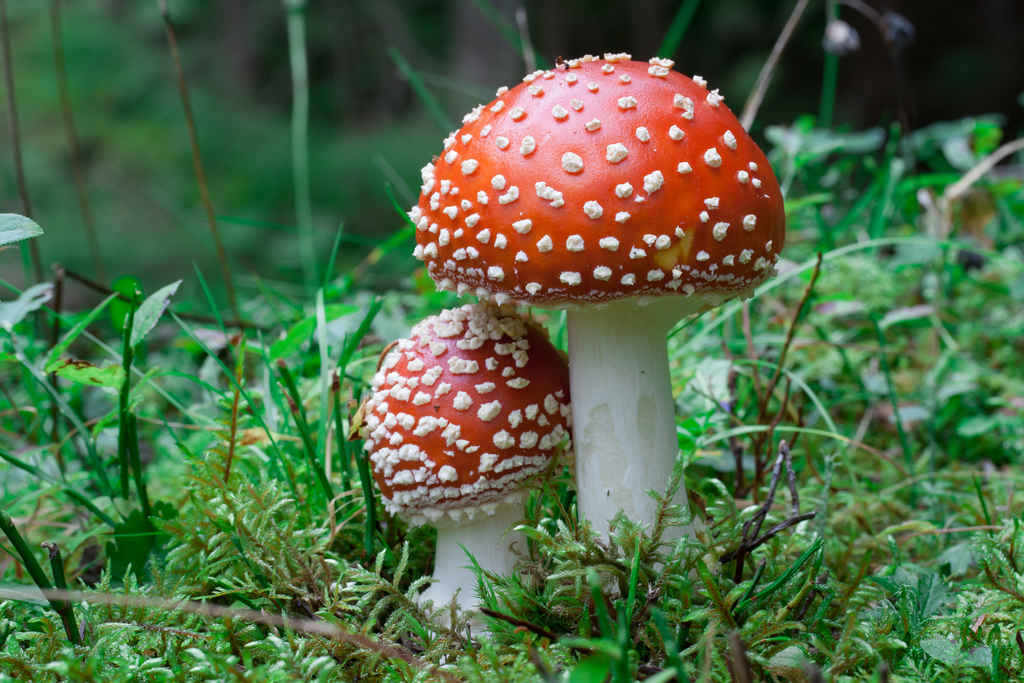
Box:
[46,294,117,369]
[0,214,43,246]
[50,358,125,387]
[921,637,960,666]
[270,316,315,360]
[104,502,176,582]
[0,283,53,329]
[131,280,181,347]
[270,304,359,361]
[567,654,614,683]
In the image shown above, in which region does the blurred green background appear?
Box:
[2,0,1022,305]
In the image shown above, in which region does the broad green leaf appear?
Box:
[0,214,43,246]
[131,280,181,347]
[270,304,359,360]
[324,303,359,320]
[46,293,117,370]
[921,637,960,666]
[51,358,125,387]
[567,654,614,683]
[0,283,53,329]
[105,503,176,582]
[270,316,316,360]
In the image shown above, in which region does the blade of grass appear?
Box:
[0,448,116,528]
[223,333,245,482]
[5,331,113,495]
[2,276,210,426]
[869,314,915,500]
[117,296,138,499]
[657,0,702,57]
[332,375,353,490]
[354,437,377,557]
[467,0,549,69]
[170,312,298,500]
[277,359,335,509]
[388,46,453,132]
[192,263,225,333]
[47,268,66,473]
[338,297,383,373]
[513,7,535,73]
[284,0,316,291]
[322,224,345,291]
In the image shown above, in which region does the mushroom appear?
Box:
[407,55,786,535]
[360,303,572,613]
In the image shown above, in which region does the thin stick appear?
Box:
[48,266,66,473]
[740,0,811,130]
[757,253,822,422]
[158,0,239,320]
[0,0,43,283]
[943,137,1024,203]
[283,0,316,291]
[59,265,269,332]
[478,607,560,642]
[0,586,456,681]
[49,0,103,280]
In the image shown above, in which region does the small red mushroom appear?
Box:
[361,303,571,612]
[408,54,786,535]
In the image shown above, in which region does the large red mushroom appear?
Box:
[408,54,785,535]
[361,303,571,612]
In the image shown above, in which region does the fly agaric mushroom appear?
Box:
[360,303,571,612]
[408,54,785,536]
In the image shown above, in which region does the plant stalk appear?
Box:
[284,0,316,291]
[0,0,42,284]
[158,0,239,320]
[0,511,81,644]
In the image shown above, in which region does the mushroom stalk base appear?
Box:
[419,502,522,614]
[567,298,689,537]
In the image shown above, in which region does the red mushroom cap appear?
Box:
[361,304,572,523]
[409,54,785,308]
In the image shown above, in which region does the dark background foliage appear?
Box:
[2,0,1022,298]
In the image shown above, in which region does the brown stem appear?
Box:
[48,266,66,473]
[757,253,823,424]
[158,0,239,320]
[477,608,560,642]
[58,265,269,332]
[0,0,43,283]
[49,0,104,280]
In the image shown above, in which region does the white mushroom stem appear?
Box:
[419,502,523,613]
[566,297,692,537]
